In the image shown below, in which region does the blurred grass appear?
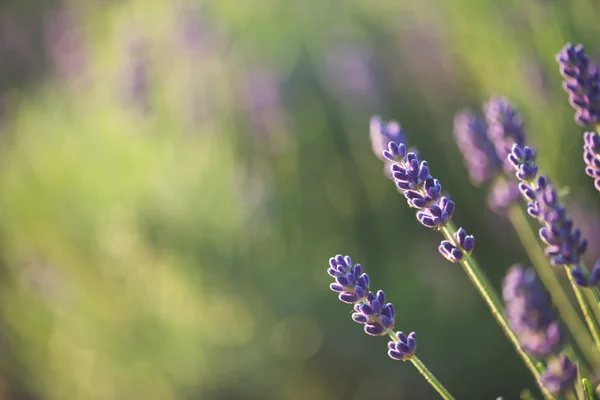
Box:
[0,0,599,399]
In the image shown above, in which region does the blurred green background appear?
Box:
[0,0,599,399]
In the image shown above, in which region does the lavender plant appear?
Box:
[327,254,454,399]
[325,42,600,400]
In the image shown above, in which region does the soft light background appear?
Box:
[0,0,599,399]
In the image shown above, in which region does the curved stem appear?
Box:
[508,204,600,369]
[385,330,455,399]
[441,221,555,400]
[565,265,600,352]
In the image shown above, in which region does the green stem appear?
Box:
[441,221,555,400]
[385,330,455,400]
[508,204,600,369]
[410,356,455,400]
[565,265,600,353]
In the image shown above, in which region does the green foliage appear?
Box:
[0,0,599,399]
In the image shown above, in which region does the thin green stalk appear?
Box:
[565,265,600,353]
[410,357,455,400]
[441,221,555,400]
[579,261,600,322]
[583,288,600,324]
[508,204,600,369]
[386,330,455,400]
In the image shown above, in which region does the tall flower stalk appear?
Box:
[508,144,600,353]
[454,99,600,370]
[379,138,555,398]
[327,255,454,399]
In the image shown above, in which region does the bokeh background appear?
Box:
[0,0,599,399]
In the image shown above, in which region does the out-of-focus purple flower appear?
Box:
[484,97,526,173]
[556,43,600,127]
[583,131,600,192]
[453,110,501,185]
[502,266,562,358]
[239,68,285,140]
[540,355,577,394]
[568,198,600,266]
[509,144,593,287]
[43,9,88,87]
[387,332,417,361]
[122,37,151,112]
[324,44,379,105]
[327,255,414,360]
[487,180,520,213]
[175,4,228,58]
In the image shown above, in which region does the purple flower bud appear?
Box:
[570,265,589,287]
[328,255,370,303]
[438,240,463,262]
[387,332,417,360]
[556,43,600,128]
[371,116,407,162]
[541,354,577,394]
[454,227,475,253]
[383,141,407,162]
[509,144,588,268]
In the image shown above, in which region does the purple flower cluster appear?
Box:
[453,110,501,186]
[584,131,600,191]
[484,97,526,173]
[453,104,522,214]
[327,255,417,360]
[508,144,600,286]
[487,179,520,213]
[387,332,417,361]
[556,43,600,127]
[502,266,562,358]
[439,228,475,263]
[370,116,414,179]
[381,140,475,262]
[540,355,578,395]
[328,255,395,336]
[370,116,407,162]
[383,142,454,228]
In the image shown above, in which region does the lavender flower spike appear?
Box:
[508,144,589,276]
[502,266,562,358]
[326,256,455,399]
[328,255,395,336]
[541,354,577,395]
[484,97,526,173]
[382,139,475,260]
[453,110,501,186]
[583,131,600,192]
[556,43,600,127]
